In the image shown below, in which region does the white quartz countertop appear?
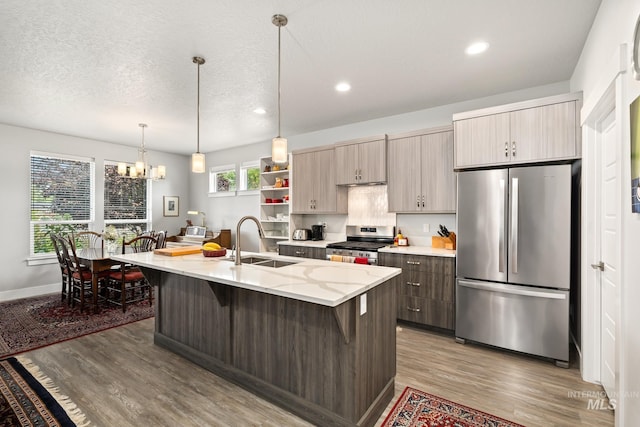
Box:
[276,240,456,257]
[378,246,456,257]
[111,251,401,308]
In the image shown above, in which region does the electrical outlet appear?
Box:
[423,223,430,232]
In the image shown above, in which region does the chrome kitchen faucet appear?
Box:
[235,215,266,265]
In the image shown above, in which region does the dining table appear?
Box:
[76,246,132,313]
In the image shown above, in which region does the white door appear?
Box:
[597,109,619,399]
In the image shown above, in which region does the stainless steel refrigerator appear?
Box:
[456,164,573,366]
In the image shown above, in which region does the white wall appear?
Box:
[570,0,640,424]
[193,81,570,251]
[0,74,571,299]
[0,124,191,300]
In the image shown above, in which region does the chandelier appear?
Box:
[117,123,166,180]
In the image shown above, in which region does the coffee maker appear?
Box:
[311,224,325,241]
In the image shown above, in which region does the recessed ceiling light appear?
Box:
[465,41,489,55]
[253,108,266,114]
[335,82,351,92]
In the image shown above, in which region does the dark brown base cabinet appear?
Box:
[378,253,455,330]
[278,244,326,260]
[143,267,396,427]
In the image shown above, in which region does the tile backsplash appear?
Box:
[347,185,396,225]
[290,184,456,246]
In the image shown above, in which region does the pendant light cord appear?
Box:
[197,60,201,154]
[277,22,282,138]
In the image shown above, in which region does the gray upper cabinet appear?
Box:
[291,147,347,214]
[335,136,387,185]
[387,126,456,213]
[453,93,582,169]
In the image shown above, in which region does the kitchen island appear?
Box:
[111,251,401,427]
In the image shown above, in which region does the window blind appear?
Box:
[103,164,150,240]
[30,153,94,255]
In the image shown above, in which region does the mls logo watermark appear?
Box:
[569,389,639,411]
[586,398,616,411]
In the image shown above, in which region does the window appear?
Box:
[30,152,94,256]
[239,161,260,193]
[104,162,151,241]
[209,164,237,196]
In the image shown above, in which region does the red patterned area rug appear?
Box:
[0,356,88,426]
[0,293,154,358]
[382,386,525,427]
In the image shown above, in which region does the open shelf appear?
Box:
[260,155,291,252]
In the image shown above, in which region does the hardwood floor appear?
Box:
[22,319,613,426]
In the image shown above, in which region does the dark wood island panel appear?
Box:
[144,268,396,427]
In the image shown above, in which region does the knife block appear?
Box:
[432,232,456,250]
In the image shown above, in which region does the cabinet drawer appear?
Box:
[397,295,454,330]
[399,271,454,302]
[278,245,324,260]
[392,255,454,274]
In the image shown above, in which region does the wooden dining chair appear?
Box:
[106,235,157,312]
[153,230,167,249]
[74,230,104,249]
[57,234,97,312]
[50,233,70,303]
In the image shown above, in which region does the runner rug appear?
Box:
[382,386,525,427]
[0,293,154,358]
[0,356,88,426]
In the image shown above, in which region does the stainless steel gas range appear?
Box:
[325,225,395,265]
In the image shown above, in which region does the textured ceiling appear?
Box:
[0,0,601,155]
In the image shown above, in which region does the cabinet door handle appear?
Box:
[422,195,425,208]
[406,260,421,265]
[295,250,305,256]
[512,141,516,157]
[406,282,421,287]
[505,141,509,157]
[358,169,362,180]
[416,195,420,208]
[355,169,358,180]
[407,307,421,312]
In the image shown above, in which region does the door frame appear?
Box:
[580,44,626,391]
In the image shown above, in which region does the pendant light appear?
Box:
[192,56,206,173]
[271,14,288,164]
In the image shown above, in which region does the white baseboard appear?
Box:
[0,283,59,302]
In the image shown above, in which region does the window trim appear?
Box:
[103,160,152,236]
[29,151,95,257]
[208,163,238,197]
[238,160,260,195]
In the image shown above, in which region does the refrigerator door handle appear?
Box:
[457,280,567,300]
[511,177,519,273]
[498,178,506,273]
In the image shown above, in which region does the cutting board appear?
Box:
[154,245,202,256]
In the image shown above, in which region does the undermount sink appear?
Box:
[238,256,270,264]
[252,259,298,268]
[226,256,298,268]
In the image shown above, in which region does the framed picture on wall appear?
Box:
[163,196,179,217]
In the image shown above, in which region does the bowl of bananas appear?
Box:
[202,242,227,257]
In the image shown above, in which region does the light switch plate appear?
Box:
[423,223,430,232]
